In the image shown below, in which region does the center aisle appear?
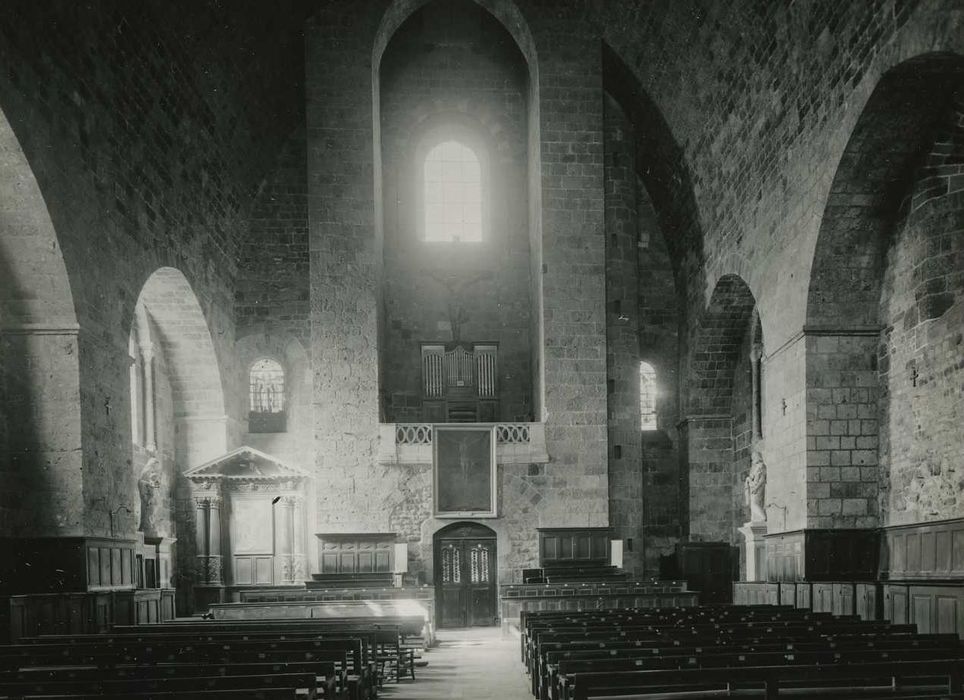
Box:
[382,626,532,700]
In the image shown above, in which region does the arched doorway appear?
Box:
[434,522,497,628]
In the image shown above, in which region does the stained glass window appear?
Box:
[640,362,657,430]
[423,140,483,243]
[249,359,286,432]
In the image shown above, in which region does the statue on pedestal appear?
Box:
[744,452,767,523]
[138,457,169,536]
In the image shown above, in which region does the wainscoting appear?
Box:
[765,529,878,582]
[5,589,175,642]
[881,518,964,580]
[538,527,611,565]
[736,517,964,638]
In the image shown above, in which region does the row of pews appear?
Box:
[0,614,426,699]
[521,604,964,700]
[522,564,629,584]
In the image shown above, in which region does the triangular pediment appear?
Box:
[185,446,309,482]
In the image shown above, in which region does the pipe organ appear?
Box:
[421,343,499,422]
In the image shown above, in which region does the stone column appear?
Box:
[531,12,609,526]
[276,496,294,583]
[207,495,223,584]
[139,341,157,452]
[194,496,209,582]
[307,7,382,532]
[291,495,306,582]
[751,343,763,440]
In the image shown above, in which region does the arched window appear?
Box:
[422,140,483,243]
[639,362,657,430]
[249,359,286,433]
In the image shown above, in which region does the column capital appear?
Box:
[194,494,222,508]
[138,341,156,362]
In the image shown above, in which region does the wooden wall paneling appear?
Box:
[832,582,855,617]
[881,518,964,580]
[855,582,879,621]
[812,582,833,613]
[538,527,612,565]
[882,583,909,625]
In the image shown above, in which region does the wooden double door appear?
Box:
[434,523,497,628]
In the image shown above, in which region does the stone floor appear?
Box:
[380,626,532,700]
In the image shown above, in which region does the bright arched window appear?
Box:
[422,140,483,243]
[249,359,286,433]
[640,362,657,430]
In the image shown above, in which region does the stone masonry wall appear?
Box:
[880,99,964,525]
[379,1,532,422]
[305,0,611,580]
[598,1,962,540]
[0,1,308,538]
[238,131,310,344]
[531,2,609,527]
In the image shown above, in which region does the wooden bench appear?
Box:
[7,690,299,700]
[0,671,320,699]
[561,658,964,700]
[521,606,964,700]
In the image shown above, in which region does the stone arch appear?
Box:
[131,267,227,471]
[372,0,544,416]
[0,102,83,536]
[602,43,704,287]
[806,53,964,329]
[686,274,759,417]
[802,53,964,532]
[682,274,763,545]
[373,0,538,81]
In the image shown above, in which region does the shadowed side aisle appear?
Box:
[381,627,532,700]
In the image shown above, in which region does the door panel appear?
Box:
[436,536,496,627]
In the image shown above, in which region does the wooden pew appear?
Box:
[0,643,355,699]
[11,690,299,700]
[0,671,320,699]
[521,606,964,700]
[561,659,964,700]
[539,635,962,700]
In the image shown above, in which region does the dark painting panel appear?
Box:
[435,427,494,515]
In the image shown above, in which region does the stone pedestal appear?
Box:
[739,521,768,581]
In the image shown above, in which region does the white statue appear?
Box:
[744,452,767,523]
[138,458,169,536]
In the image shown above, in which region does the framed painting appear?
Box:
[434,425,497,517]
